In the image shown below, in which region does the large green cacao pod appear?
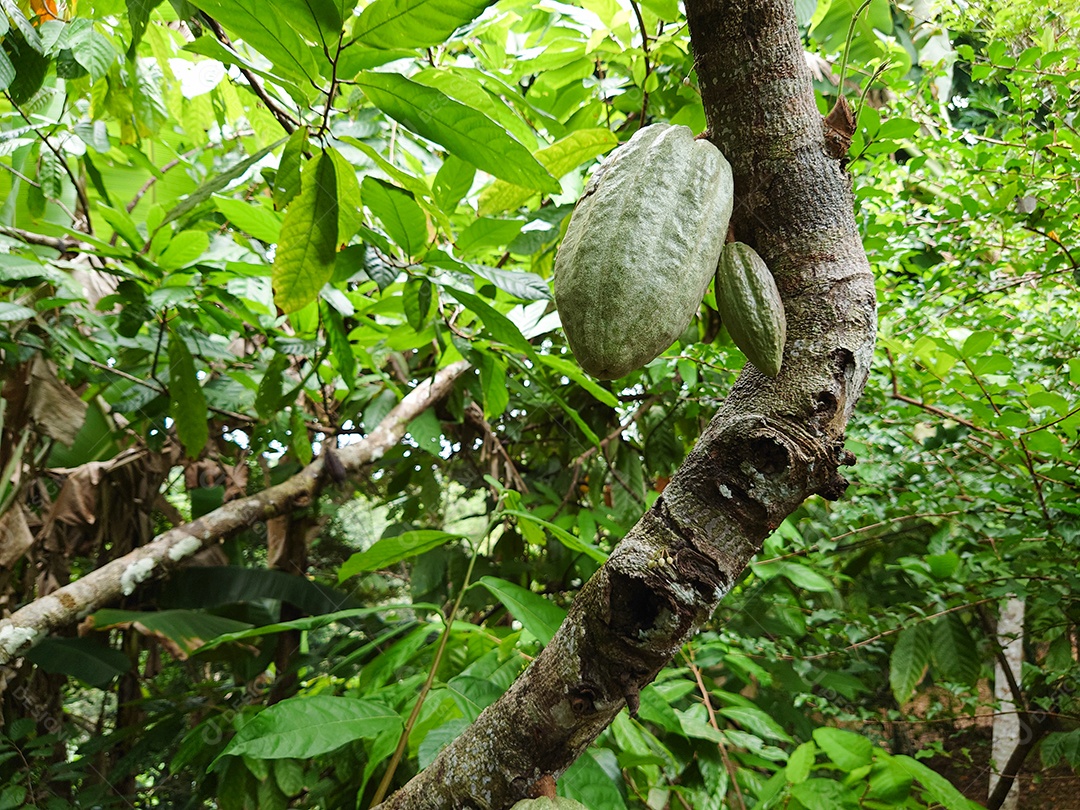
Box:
[554,124,734,379]
[714,242,787,377]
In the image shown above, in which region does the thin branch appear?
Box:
[0,226,82,252]
[202,16,299,134]
[4,90,94,233]
[369,542,481,808]
[629,0,652,128]
[686,651,747,810]
[0,361,470,664]
[777,598,996,661]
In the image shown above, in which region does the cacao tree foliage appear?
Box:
[0,0,1077,807]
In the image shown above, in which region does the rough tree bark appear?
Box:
[374,0,876,807]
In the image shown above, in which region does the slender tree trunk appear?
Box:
[375,0,876,807]
[990,597,1025,810]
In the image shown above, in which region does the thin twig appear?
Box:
[201,16,298,134]
[629,0,652,128]
[368,541,481,808]
[685,650,747,810]
[4,90,93,233]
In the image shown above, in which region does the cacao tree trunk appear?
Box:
[374,0,876,807]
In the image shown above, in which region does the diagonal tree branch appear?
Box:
[374,0,876,806]
[0,361,470,665]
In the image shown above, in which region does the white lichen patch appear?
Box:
[0,623,39,658]
[717,483,732,498]
[168,535,202,562]
[120,557,156,595]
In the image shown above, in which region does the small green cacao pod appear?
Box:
[714,242,787,377]
[510,798,590,810]
[554,123,734,379]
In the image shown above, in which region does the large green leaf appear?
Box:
[479,128,619,215]
[272,151,340,313]
[892,754,983,810]
[188,0,324,83]
[167,329,209,458]
[160,566,358,615]
[812,727,873,770]
[159,138,286,228]
[217,695,401,763]
[265,0,343,45]
[361,176,428,258]
[338,530,465,581]
[931,613,980,685]
[478,576,566,645]
[889,624,931,705]
[350,0,498,49]
[25,637,131,688]
[356,72,558,193]
[89,609,252,657]
[445,287,532,354]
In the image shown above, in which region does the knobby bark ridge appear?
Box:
[375,0,876,807]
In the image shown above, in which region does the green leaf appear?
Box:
[892,755,981,809]
[890,624,931,705]
[931,613,979,685]
[477,351,509,420]
[479,128,618,215]
[1042,730,1080,769]
[717,705,794,744]
[356,72,558,193]
[0,47,14,93]
[274,127,307,208]
[168,329,209,458]
[158,230,210,270]
[89,609,252,657]
[786,741,816,783]
[24,637,131,688]
[433,154,475,212]
[361,176,428,258]
[478,576,566,645]
[338,530,464,581]
[255,353,289,418]
[214,196,283,243]
[867,754,914,802]
[445,287,531,354]
[326,146,364,241]
[217,696,401,763]
[812,727,873,770]
[350,0,498,49]
[126,0,166,55]
[188,0,323,84]
[72,31,115,80]
[161,138,286,228]
[502,510,607,563]
[0,303,36,321]
[777,561,834,592]
[403,277,434,331]
[197,604,433,652]
[789,778,860,809]
[266,0,343,45]
[456,217,523,254]
[407,407,443,455]
[273,152,339,313]
[322,303,356,384]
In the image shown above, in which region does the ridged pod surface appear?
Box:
[510,799,589,810]
[554,124,734,379]
[714,241,787,377]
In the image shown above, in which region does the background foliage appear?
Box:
[0,0,1078,807]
